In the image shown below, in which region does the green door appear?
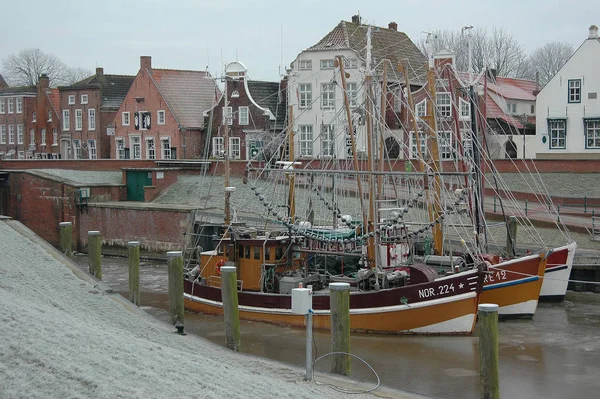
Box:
[126,171,153,201]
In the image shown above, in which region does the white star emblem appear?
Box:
[459,283,464,289]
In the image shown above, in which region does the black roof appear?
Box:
[247,80,287,130]
[60,73,135,109]
[0,85,36,95]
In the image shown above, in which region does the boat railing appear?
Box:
[207,275,243,291]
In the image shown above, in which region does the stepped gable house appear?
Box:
[112,56,220,160]
[58,68,134,159]
[208,61,287,161]
[0,75,61,159]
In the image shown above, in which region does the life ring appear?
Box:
[216,260,226,275]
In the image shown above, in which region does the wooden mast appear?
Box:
[364,25,377,270]
[377,62,388,200]
[223,74,231,228]
[287,104,295,223]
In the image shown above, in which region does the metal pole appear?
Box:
[305,311,313,381]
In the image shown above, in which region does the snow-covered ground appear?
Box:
[0,219,422,399]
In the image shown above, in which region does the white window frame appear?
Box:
[48,110,52,122]
[72,139,82,159]
[321,124,335,157]
[415,99,426,119]
[459,98,471,120]
[16,97,23,113]
[321,83,335,110]
[585,120,600,149]
[0,125,6,144]
[8,98,14,114]
[75,109,83,131]
[88,139,97,159]
[157,110,165,125]
[145,137,156,160]
[568,79,581,103]
[438,131,453,159]
[17,124,24,144]
[52,128,58,146]
[8,125,15,144]
[62,110,70,131]
[130,135,142,159]
[68,95,75,105]
[347,82,358,108]
[238,106,249,126]
[299,125,313,157]
[160,137,172,160]
[122,112,130,126]
[409,131,427,159]
[222,107,233,125]
[436,92,452,118]
[299,84,312,109]
[29,128,35,146]
[41,128,46,146]
[116,137,126,159]
[0,99,4,114]
[320,59,335,69]
[80,94,88,104]
[32,111,36,122]
[88,108,96,130]
[299,60,312,70]
[212,137,224,158]
[343,58,358,69]
[549,120,566,149]
[229,137,241,159]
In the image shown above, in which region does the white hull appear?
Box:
[540,242,577,299]
[409,313,476,334]
[498,299,538,317]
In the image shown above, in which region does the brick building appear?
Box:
[58,68,134,159]
[208,61,287,161]
[112,56,220,160]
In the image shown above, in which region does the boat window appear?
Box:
[238,245,244,258]
[245,246,251,259]
[254,246,260,260]
[276,247,283,260]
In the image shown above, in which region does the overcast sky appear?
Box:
[1,0,596,82]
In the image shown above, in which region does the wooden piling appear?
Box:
[478,303,500,399]
[59,222,73,258]
[167,251,184,325]
[128,241,140,306]
[506,216,517,257]
[329,282,351,376]
[87,231,102,280]
[220,265,241,351]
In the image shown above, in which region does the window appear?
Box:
[88,140,97,159]
[31,111,36,122]
[347,82,358,108]
[17,125,24,144]
[530,104,535,114]
[321,124,335,157]
[72,140,81,159]
[161,137,172,159]
[75,109,82,131]
[116,138,125,159]
[238,106,249,125]
[459,98,470,120]
[254,246,260,260]
[212,137,224,158]
[8,98,14,114]
[62,110,70,130]
[157,110,165,125]
[410,131,426,159]
[52,129,58,146]
[8,125,15,144]
[81,94,88,104]
[48,110,52,122]
[146,137,156,159]
[130,135,142,159]
[68,95,75,105]
[585,120,600,149]
[438,131,453,159]
[506,102,516,113]
[41,128,46,146]
[222,106,233,125]
[299,84,312,109]
[299,125,313,156]
[299,60,312,70]
[436,92,452,118]
[321,83,335,109]
[0,126,6,144]
[0,99,4,114]
[548,119,566,149]
[415,99,426,119]
[343,58,358,69]
[88,109,96,130]
[122,112,130,126]
[16,98,22,113]
[568,80,581,103]
[320,59,335,69]
[29,129,35,145]
[229,137,241,159]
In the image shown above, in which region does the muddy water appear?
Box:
[76,255,600,399]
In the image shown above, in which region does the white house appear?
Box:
[529,25,600,159]
[287,15,426,160]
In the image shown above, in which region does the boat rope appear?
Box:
[311,351,381,395]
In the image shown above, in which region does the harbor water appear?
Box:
[76,254,600,399]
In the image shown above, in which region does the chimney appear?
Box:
[96,67,104,77]
[38,74,50,90]
[388,22,397,31]
[140,56,152,71]
[351,14,361,25]
[487,68,497,81]
[589,24,599,39]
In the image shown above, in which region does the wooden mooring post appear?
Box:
[329,282,350,376]
[220,265,241,351]
[128,241,140,306]
[478,303,500,399]
[506,216,517,256]
[88,231,102,280]
[167,251,184,325]
[59,222,73,257]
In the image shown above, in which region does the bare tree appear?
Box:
[1,48,91,87]
[527,42,574,86]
